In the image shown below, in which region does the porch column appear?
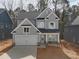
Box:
[58,33,60,43]
[38,33,40,43]
[46,33,48,43]
[13,33,16,40]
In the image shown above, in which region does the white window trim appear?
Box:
[22,26,31,34]
[49,21,55,29]
[37,21,45,28]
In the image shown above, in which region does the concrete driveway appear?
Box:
[0,46,37,59]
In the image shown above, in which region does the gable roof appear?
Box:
[37,8,52,18]
[71,16,79,25]
[47,12,60,20]
[15,10,40,25]
[11,18,41,34]
[12,8,60,33]
[64,12,78,26]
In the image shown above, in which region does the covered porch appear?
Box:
[38,33,60,48]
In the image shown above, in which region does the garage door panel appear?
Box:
[15,35,38,45]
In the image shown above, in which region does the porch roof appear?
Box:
[38,29,59,33]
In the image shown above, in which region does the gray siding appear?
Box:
[15,20,38,35]
[64,25,79,44]
[45,18,59,29]
[36,12,59,29]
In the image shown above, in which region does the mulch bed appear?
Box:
[61,40,79,55]
[0,39,14,55]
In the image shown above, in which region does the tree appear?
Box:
[19,0,23,10]
[28,4,35,11]
[55,0,69,39]
[1,0,17,28]
[38,0,48,12]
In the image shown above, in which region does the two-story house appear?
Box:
[11,8,60,47]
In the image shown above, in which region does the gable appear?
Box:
[37,8,52,18]
[71,16,79,25]
[47,12,60,21]
[15,10,40,25]
[11,18,41,34]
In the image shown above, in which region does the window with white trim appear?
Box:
[49,22,55,29]
[37,21,44,28]
[24,27,30,33]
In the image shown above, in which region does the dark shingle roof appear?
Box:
[16,10,41,25]
[38,29,59,33]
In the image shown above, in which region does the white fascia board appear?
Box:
[36,7,52,18]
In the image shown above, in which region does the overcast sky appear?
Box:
[69,0,79,6]
[0,0,79,11]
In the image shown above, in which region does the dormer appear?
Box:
[36,8,60,29]
[36,8,52,29]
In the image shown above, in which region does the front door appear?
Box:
[40,34,46,44]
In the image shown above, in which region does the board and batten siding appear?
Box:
[64,25,79,44]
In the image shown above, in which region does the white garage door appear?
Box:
[15,35,38,45]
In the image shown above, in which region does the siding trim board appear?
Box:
[36,8,52,18]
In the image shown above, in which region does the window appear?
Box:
[24,28,27,32]
[24,28,29,32]
[49,22,55,29]
[55,17,58,19]
[50,23,54,26]
[37,21,44,28]
[48,34,57,43]
[27,28,29,32]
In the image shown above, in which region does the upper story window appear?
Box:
[24,27,30,33]
[37,21,44,28]
[49,22,55,29]
[55,17,58,19]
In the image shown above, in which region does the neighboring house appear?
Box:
[0,9,13,40]
[64,16,79,44]
[11,8,60,47]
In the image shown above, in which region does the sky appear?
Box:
[0,0,39,11]
[69,0,79,6]
[0,0,79,11]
